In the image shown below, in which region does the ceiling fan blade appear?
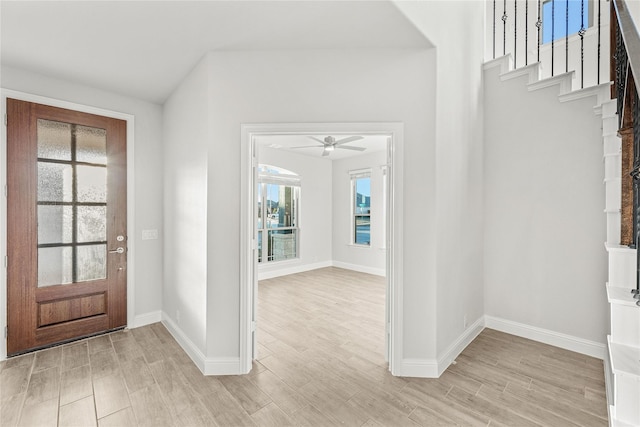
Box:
[308,136,326,145]
[290,145,324,149]
[336,145,366,151]
[322,149,331,157]
[334,135,364,146]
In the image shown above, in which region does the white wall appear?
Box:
[0,65,164,331]
[332,150,387,276]
[483,64,607,345]
[257,146,333,279]
[162,58,210,355]
[393,1,486,365]
[197,48,436,361]
[625,0,640,34]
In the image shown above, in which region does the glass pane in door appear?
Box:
[37,119,71,161]
[38,206,73,244]
[77,206,107,243]
[36,120,109,287]
[38,247,73,286]
[76,125,106,164]
[76,245,107,282]
[77,166,107,203]
[37,163,73,202]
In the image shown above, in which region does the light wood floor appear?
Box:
[0,267,607,426]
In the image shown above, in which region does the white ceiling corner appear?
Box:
[0,0,432,104]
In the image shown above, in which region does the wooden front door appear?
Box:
[6,98,127,356]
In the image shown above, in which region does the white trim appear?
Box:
[161,313,206,372]
[396,317,484,378]
[603,179,622,186]
[240,126,255,374]
[527,71,575,94]
[482,54,513,73]
[332,261,385,277]
[605,243,636,254]
[399,358,439,378]
[0,89,135,361]
[485,315,606,359]
[398,314,606,378]
[348,168,372,179]
[499,62,541,84]
[161,312,241,375]
[203,357,242,375]
[604,152,622,159]
[258,175,301,186]
[131,311,162,329]
[437,316,485,376]
[558,82,612,105]
[604,347,614,416]
[240,122,404,377]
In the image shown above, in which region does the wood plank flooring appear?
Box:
[0,267,607,426]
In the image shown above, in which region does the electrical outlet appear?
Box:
[176,310,181,323]
[463,315,468,329]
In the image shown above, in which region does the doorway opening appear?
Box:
[240,123,404,376]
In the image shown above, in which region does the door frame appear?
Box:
[240,122,404,376]
[0,89,136,360]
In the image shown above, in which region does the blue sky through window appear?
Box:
[542,0,588,44]
[355,178,371,208]
[267,184,279,204]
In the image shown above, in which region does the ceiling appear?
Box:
[256,134,387,161]
[0,1,432,104]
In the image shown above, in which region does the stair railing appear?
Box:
[612,0,640,304]
[489,0,607,89]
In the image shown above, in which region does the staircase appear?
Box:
[602,95,640,426]
[484,52,640,426]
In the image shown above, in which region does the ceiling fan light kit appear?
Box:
[290,135,366,156]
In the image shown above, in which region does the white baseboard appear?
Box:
[484,315,606,359]
[203,357,242,375]
[437,316,485,376]
[398,316,484,379]
[399,358,439,378]
[331,261,385,277]
[161,312,242,375]
[161,313,207,373]
[130,311,162,329]
[258,260,332,280]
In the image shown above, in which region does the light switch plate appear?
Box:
[141,229,159,240]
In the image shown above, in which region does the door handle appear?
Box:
[109,247,125,254]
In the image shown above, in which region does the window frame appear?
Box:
[257,165,301,263]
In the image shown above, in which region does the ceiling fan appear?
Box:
[291,135,366,156]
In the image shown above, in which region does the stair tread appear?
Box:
[605,243,636,253]
[607,284,640,307]
[608,336,640,379]
[527,71,574,93]
[500,62,540,83]
[483,54,512,73]
[559,82,612,104]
